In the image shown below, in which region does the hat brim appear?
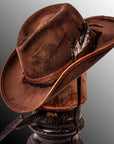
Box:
[0,16,114,113]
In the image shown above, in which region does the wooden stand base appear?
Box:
[27,133,83,144]
[27,107,84,144]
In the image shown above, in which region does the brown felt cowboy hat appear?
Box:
[0,3,114,113]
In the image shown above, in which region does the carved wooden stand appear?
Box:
[27,107,84,144]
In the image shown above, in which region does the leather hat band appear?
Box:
[24,60,72,85]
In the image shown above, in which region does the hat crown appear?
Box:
[16,3,85,83]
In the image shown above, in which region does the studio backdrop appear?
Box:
[0,0,114,144]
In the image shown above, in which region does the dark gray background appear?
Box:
[0,0,114,144]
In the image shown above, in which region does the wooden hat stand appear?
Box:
[27,73,87,144]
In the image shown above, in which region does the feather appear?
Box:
[71,22,91,59]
